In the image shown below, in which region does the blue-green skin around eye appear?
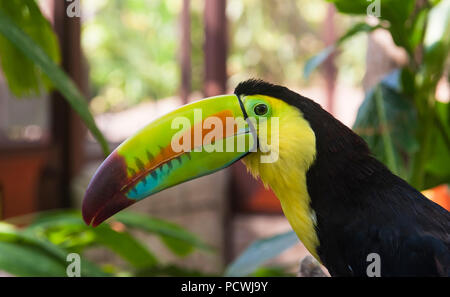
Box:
[244,98,272,118]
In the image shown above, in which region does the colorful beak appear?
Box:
[82,95,256,226]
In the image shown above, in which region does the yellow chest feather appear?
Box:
[242,97,320,260]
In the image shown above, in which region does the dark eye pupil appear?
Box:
[254,104,268,115]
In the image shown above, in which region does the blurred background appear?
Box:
[0,0,448,276]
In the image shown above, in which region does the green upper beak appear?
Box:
[82,95,256,226]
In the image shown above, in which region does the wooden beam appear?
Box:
[203,0,227,96]
[180,0,191,104]
[47,0,87,209]
[203,0,230,266]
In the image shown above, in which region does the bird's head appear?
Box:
[82,79,359,227]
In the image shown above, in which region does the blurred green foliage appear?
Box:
[0,0,59,97]
[0,0,447,278]
[0,0,109,155]
[233,0,450,275]
[0,210,212,276]
[346,0,449,190]
[305,0,449,189]
[83,0,204,113]
[228,0,327,86]
[227,0,367,87]
[84,0,366,113]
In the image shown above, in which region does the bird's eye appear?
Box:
[254,103,268,116]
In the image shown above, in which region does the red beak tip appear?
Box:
[82,212,94,227]
[81,150,133,227]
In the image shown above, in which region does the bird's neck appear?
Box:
[243,107,321,260]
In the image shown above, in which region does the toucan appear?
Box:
[82,79,449,276]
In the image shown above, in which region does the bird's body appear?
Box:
[236,80,450,276]
[83,79,450,276]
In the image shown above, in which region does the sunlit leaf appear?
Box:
[424,0,450,48]
[0,223,107,276]
[421,0,450,84]
[409,8,428,50]
[328,0,416,50]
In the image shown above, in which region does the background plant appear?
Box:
[228,0,449,276]
[0,0,447,277]
[0,210,212,276]
[0,0,214,277]
[0,0,109,155]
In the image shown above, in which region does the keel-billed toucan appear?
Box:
[83,80,449,276]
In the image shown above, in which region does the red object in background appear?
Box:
[0,148,48,219]
[231,162,282,213]
[423,184,450,211]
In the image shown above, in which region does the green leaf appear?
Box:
[93,225,158,269]
[0,0,59,97]
[424,133,450,187]
[224,231,298,277]
[159,236,194,257]
[373,84,397,173]
[304,46,335,80]
[337,22,381,43]
[400,68,416,97]
[0,10,109,156]
[423,101,450,188]
[25,210,85,229]
[0,241,67,276]
[353,70,419,179]
[0,223,107,276]
[114,211,212,255]
[326,0,370,15]
[328,0,416,50]
[328,0,415,22]
[434,100,450,150]
[435,100,450,138]
[304,23,380,79]
[424,0,450,48]
[25,210,158,269]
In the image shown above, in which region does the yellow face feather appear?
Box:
[242,95,320,260]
